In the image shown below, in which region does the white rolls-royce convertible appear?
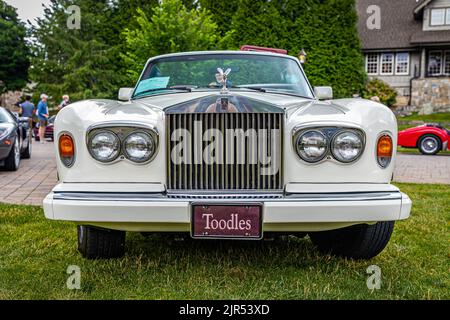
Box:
[43,50,411,260]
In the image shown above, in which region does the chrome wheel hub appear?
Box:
[421,137,438,153]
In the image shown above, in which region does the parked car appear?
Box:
[43,50,411,260]
[398,123,450,155]
[0,107,32,171]
[34,115,55,141]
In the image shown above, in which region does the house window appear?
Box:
[445,51,450,75]
[430,8,446,25]
[430,8,450,26]
[380,53,394,75]
[395,53,410,75]
[366,53,378,75]
[428,51,442,76]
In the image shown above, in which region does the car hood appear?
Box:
[0,122,15,130]
[103,91,349,117]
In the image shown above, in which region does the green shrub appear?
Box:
[363,78,398,107]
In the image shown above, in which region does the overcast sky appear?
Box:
[5,0,52,25]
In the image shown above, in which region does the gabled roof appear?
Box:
[356,0,450,50]
[414,0,433,15]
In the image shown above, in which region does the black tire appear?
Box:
[77,225,126,259]
[309,221,394,260]
[21,139,31,159]
[3,139,20,171]
[418,134,441,155]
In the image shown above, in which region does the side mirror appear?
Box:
[118,87,134,101]
[314,86,333,100]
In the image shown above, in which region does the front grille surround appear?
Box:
[166,112,283,191]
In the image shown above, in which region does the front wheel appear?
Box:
[77,225,126,259]
[3,139,20,171]
[309,221,394,260]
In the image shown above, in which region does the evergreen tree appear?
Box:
[30,0,159,102]
[197,0,240,37]
[0,0,30,93]
[227,0,366,98]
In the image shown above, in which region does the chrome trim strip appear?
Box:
[52,191,402,202]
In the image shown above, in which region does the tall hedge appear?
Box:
[202,0,366,98]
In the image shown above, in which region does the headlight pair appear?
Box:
[294,128,364,163]
[88,127,157,164]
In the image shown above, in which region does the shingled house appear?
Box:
[356,0,450,113]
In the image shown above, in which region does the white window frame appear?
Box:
[380,53,394,75]
[428,50,443,76]
[365,53,379,75]
[395,53,410,75]
[444,50,450,75]
[430,8,446,26]
[447,8,450,25]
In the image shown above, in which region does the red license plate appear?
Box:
[191,204,262,239]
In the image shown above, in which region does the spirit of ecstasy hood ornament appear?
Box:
[215,67,231,94]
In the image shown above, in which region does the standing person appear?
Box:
[57,94,70,110]
[19,95,35,118]
[19,95,35,141]
[37,94,49,144]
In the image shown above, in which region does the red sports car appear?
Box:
[398,123,450,155]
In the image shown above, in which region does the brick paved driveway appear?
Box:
[393,153,450,184]
[0,142,57,206]
[0,143,449,206]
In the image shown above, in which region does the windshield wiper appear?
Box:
[133,86,195,98]
[233,86,311,99]
[231,86,267,92]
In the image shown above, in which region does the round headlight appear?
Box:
[331,130,363,163]
[296,130,328,162]
[89,131,120,162]
[123,132,155,163]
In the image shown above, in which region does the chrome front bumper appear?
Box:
[43,183,412,232]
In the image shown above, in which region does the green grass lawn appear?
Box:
[397,112,450,123]
[0,183,449,300]
[397,146,450,156]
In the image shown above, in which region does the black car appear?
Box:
[0,107,32,171]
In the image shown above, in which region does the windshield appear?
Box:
[133,53,314,98]
[0,108,15,124]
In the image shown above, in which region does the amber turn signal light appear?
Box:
[59,134,75,167]
[377,134,392,168]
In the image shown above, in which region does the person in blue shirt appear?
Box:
[37,94,49,144]
[19,95,36,140]
[19,95,35,118]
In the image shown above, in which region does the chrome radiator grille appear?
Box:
[166,113,283,190]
